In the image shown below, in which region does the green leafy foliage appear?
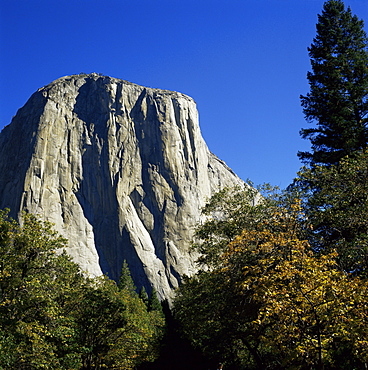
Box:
[174,191,368,369]
[75,276,165,369]
[194,184,281,268]
[0,210,165,369]
[0,210,82,369]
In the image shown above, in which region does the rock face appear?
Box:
[0,73,244,300]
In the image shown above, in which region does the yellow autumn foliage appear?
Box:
[220,201,368,368]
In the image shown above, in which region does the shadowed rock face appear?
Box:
[0,73,244,300]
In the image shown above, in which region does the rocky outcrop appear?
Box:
[0,73,244,300]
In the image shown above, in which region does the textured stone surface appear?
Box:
[0,73,244,300]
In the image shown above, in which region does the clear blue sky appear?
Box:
[1,0,367,188]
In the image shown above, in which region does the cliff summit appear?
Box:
[0,73,244,300]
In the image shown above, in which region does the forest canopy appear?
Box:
[0,210,165,370]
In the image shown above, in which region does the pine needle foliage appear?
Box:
[299,0,368,166]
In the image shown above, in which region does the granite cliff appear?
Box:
[0,73,244,300]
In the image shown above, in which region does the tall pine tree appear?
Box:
[118,260,136,294]
[299,0,368,166]
[296,0,368,274]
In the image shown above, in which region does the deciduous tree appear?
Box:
[0,210,165,369]
[175,191,368,369]
[0,210,83,369]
